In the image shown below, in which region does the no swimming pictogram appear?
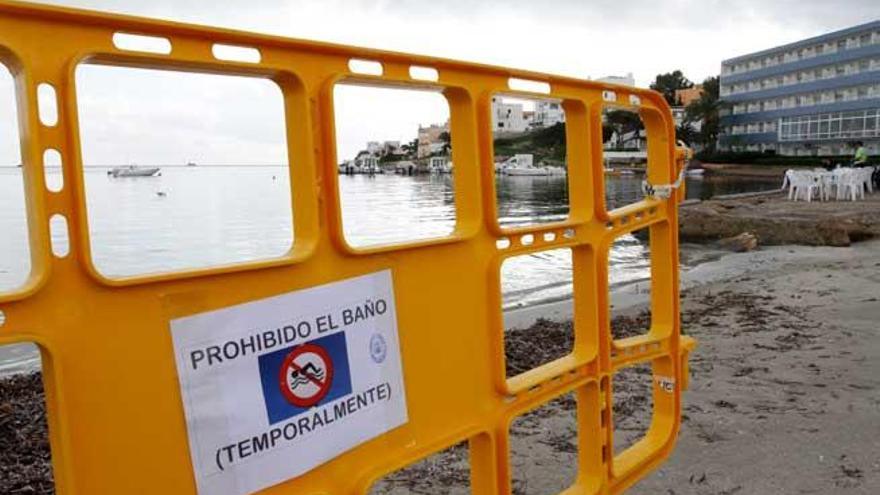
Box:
[258,330,353,425]
[279,343,334,408]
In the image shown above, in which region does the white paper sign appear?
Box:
[171,270,407,495]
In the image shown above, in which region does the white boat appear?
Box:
[506,166,565,176]
[339,156,382,174]
[499,154,565,176]
[686,168,705,177]
[108,165,161,177]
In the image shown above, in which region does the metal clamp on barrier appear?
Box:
[641,162,686,199]
[642,142,691,200]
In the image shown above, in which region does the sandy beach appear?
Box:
[3,241,879,493]
[631,240,880,494]
[477,240,880,494]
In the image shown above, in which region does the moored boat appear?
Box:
[108,165,161,178]
[499,154,565,176]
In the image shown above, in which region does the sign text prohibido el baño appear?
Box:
[170,270,407,495]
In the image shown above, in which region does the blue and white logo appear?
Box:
[369,333,387,364]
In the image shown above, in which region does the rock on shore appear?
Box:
[680,192,880,246]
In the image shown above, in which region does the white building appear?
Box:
[380,141,401,155]
[531,100,565,129]
[671,106,703,132]
[366,140,401,156]
[597,73,636,87]
[417,123,449,158]
[719,20,880,155]
[491,96,528,133]
[366,141,381,155]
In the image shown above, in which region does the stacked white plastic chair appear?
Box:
[787,170,821,202]
[818,171,838,202]
[784,166,874,202]
[835,168,863,201]
[782,169,794,196]
[858,167,874,194]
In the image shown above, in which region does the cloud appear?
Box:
[0,0,878,166]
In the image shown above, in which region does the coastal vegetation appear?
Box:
[493,122,566,163]
[682,76,724,153]
[649,70,694,106]
[695,151,878,166]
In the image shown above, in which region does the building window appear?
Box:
[779,109,880,142]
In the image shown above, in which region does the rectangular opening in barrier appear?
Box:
[509,393,578,494]
[611,362,653,455]
[369,440,470,494]
[501,248,573,379]
[112,32,172,54]
[609,227,652,341]
[333,83,455,248]
[0,343,55,493]
[602,107,647,211]
[75,65,293,278]
[0,63,29,293]
[492,94,568,228]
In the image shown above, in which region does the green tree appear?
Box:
[650,70,694,106]
[675,121,699,146]
[684,76,726,152]
[400,138,419,158]
[438,131,451,154]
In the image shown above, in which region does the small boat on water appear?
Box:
[186,161,197,167]
[686,168,705,177]
[108,165,161,178]
[498,154,565,176]
[604,167,638,176]
[505,166,565,176]
[339,155,383,175]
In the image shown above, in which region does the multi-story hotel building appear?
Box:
[719,21,880,156]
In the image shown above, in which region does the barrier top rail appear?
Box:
[0,1,695,494]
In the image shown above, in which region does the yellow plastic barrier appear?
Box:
[0,1,695,493]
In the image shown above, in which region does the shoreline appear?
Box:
[1,240,868,377]
[504,240,858,329]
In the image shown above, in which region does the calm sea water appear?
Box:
[0,166,778,375]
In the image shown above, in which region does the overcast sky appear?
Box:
[1,0,879,165]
